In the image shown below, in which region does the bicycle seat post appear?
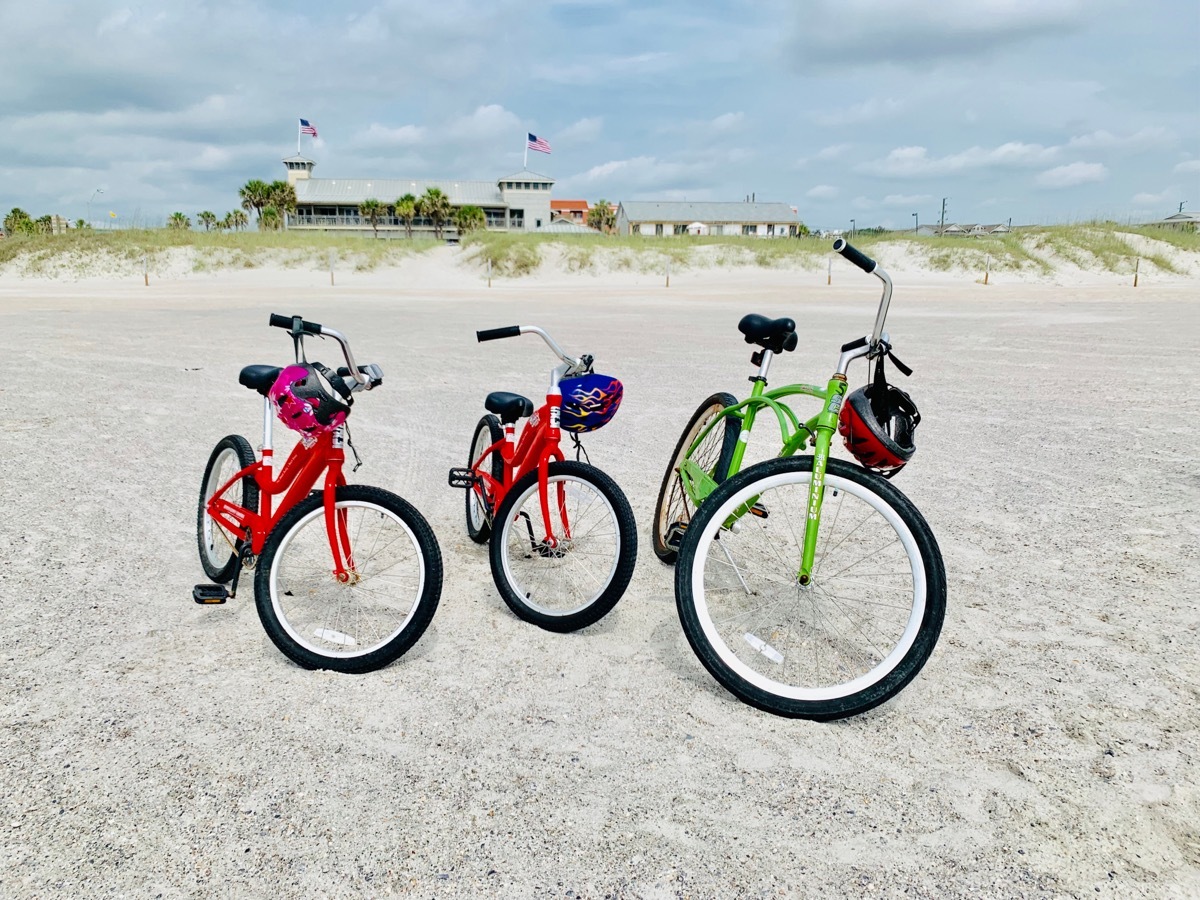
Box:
[750,348,774,386]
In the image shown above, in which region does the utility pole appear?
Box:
[939,198,947,235]
[912,212,918,233]
[850,218,856,237]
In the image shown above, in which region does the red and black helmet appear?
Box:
[838,381,920,475]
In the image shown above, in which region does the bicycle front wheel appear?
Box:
[254,485,442,673]
[490,461,637,632]
[652,392,740,564]
[197,434,258,582]
[675,456,945,720]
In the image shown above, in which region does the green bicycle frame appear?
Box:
[678,372,849,583]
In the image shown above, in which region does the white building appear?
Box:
[616,201,800,237]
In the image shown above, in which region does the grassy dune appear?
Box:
[1,223,1196,279]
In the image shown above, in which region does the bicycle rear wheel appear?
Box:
[652,393,739,564]
[490,461,637,632]
[255,485,442,673]
[675,456,945,720]
[465,414,503,543]
[197,434,258,582]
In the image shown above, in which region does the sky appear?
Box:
[1,0,1197,231]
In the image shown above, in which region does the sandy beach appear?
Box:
[1,246,1197,898]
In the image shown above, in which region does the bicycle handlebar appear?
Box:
[832,238,876,274]
[477,326,522,342]
[830,241,894,350]
[269,313,376,390]
[477,324,586,371]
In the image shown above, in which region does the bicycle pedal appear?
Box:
[193,584,229,604]
[447,467,477,489]
[749,503,769,519]
[665,522,688,549]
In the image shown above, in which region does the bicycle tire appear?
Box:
[490,460,637,633]
[254,485,442,673]
[197,434,259,583]
[652,392,740,564]
[465,414,504,544]
[675,456,945,720]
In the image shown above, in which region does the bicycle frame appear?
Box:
[678,240,891,584]
[470,392,572,546]
[206,400,359,580]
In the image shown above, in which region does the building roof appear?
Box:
[551,199,589,212]
[544,218,599,234]
[295,178,505,206]
[618,200,797,223]
[498,169,554,184]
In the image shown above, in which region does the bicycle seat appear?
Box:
[738,314,797,353]
[239,365,284,397]
[486,391,534,424]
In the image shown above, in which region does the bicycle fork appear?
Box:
[722,374,848,586]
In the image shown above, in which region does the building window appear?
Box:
[536,219,541,228]
[674,224,687,235]
[742,224,758,235]
[655,223,663,236]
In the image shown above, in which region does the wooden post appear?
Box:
[666,257,670,288]
[143,254,148,287]
[329,251,335,286]
[488,258,492,288]
[983,254,990,285]
[827,255,832,285]
[1133,257,1140,288]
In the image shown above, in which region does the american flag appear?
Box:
[299,118,318,138]
[526,132,551,154]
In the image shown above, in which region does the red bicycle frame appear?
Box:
[471,390,574,547]
[207,420,360,581]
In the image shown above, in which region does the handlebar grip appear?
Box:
[832,239,876,274]
[476,326,521,342]
[269,313,322,334]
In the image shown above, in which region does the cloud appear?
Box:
[358,123,427,148]
[882,193,933,207]
[1036,162,1108,188]
[1174,159,1200,174]
[1067,127,1175,151]
[813,98,903,127]
[859,142,1058,177]
[1132,190,1170,206]
[806,185,838,199]
[559,117,603,143]
[531,51,673,86]
[710,112,745,132]
[445,105,522,141]
[786,0,1087,66]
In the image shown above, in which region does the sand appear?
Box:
[1,247,1197,898]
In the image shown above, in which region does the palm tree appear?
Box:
[395,193,417,239]
[359,199,386,238]
[417,187,452,240]
[267,181,297,228]
[35,215,53,234]
[239,179,272,224]
[168,212,191,230]
[229,209,249,232]
[587,200,616,234]
[454,205,486,235]
[197,211,218,232]
[260,206,282,231]
[74,218,88,229]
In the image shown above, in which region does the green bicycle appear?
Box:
[657,239,946,720]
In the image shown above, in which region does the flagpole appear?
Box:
[297,120,301,156]
[523,138,528,170]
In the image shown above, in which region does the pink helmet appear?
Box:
[269,363,351,441]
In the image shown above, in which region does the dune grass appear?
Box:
[1,222,1194,280]
[0,228,440,275]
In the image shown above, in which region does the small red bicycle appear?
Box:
[449,325,637,632]
[196,313,442,673]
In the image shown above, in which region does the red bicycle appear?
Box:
[196,313,442,673]
[449,325,637,632]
